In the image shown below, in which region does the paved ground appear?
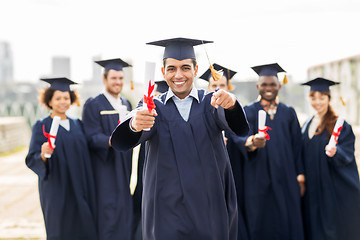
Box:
[0,148,46,240]
[0,145,141,240]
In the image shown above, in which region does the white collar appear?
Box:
[164,85,199,104]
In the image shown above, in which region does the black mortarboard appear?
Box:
[41,77,77,92]
[146,37,213,60]
[251,63,286,77]
[155,80,169,94]
[301,77,340,92]
[199,63,237,81]
[95,58,131,71]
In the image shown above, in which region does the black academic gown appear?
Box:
[25,116,97,240]
[132,143,145,240]
[302,117,360,240]
[234,101,304,240]
[82,94,133,240]
[226,132,249,240]
[111,90,249,240]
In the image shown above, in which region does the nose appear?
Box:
[175,69,183,79]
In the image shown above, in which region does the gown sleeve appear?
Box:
[25,120,49,180]
[214,98,249,137]
[82,98,110,151]
[111,104,156,152]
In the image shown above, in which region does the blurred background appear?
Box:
[1,0,360,238]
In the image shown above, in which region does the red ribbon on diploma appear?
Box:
[42,125,56,151]
[332,126,343,144]
[144,80,156,113]
[258,126,272,140]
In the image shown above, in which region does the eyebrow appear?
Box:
[166,64,192,68]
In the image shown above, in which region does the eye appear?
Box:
[167,67,175,72]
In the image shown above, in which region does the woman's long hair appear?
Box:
[310,91,338,139]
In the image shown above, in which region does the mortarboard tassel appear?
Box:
[202,40,223,81]
[340,96,347,106]
[209,65,223,81]
[227,69,235,91]
[130,79,134,90]
[282,75,288,84]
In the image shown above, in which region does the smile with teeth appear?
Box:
[173,81,186,86]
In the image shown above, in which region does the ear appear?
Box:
[102,76,107,84]
[161,67,165,78]
[194,65,198,77]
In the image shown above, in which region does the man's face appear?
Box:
[208,75,228,92]
[256,76,281,101]
[161,58,198,99]
[103,69,124,96]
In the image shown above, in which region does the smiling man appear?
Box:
[232,63,305,240]
[110,38,249,240]
[82,58,134,240]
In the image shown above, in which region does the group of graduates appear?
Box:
[25,37,360,240]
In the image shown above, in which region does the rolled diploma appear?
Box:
[44,116,61,158]
[326,116,344,154]
[118,105,127,124]
[258,110,267,137]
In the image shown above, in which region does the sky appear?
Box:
[1,0,360,84]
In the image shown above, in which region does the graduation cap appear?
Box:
[302,77,347,105]
[155,80,169,94]
[146,37,213,60]
[40,77,77,92]
[251,63,288,84]
[95,58,131,71]
[96,58,134,89]
[301,77,340,92]
[199,63,237,91]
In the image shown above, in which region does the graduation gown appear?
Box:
[82,94,133,240]
[226,131,249,240]
[111,89,249,240]
[302,117,360,240]
[235,101,304,240]
[25,116,97,240]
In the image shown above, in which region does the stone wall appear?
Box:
[0,117,31,153]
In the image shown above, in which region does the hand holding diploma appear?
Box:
[258,110,271,140]
[131,109,158,132]
[325,116,344,157]
[42,116,61,159]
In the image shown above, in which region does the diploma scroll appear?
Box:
[326,116,344,154]
[44,116,61,158]
[258,110,267,137]
[143,62,156,131]
[118,105,128,124]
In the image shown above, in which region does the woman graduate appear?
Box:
[301,77,360,240]
[25,78,97,239]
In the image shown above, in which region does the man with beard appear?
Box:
[82,58,133,240]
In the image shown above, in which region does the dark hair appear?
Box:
[39,88,79,110]
[103,70,110,79]
[309,91,338,139]
[163,58,197,68]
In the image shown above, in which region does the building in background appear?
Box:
[0,41,14,85]
[307,54,360,126]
